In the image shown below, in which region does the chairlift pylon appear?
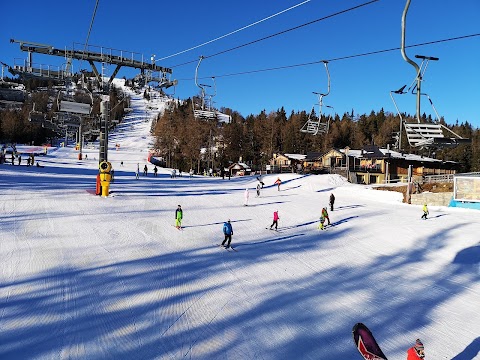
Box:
[300,61,332,135]
[390,0,470,149]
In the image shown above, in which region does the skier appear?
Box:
[421,203,429,220]
[318,215,326,230]
[329,193,335,211]
[269,210,279,230]
[175,205,183,229]
[321,207,331,226]
[154,166,158,177]
[256,183,261,197]
[244,188,250,206]
[406,339,425,359]
[143,165,148,176]
[256,176,265,189]
[274,177,282,191]
[221,219,234,248]
[135,163,140,179]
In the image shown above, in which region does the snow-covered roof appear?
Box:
[284,153,307,160]
[339,148,451,163]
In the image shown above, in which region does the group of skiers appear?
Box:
[135,163,158,179]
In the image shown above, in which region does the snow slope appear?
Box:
[1,83,479,360]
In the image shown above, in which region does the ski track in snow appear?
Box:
[1,81,479,360]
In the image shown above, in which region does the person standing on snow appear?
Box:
[406,339,425,359]
[274,177,282,191]
[421,203,429,220]
[221,220,234,248]
[244,188,250,206]
[318,214,326,230]
[175,205,183,229]
[154,166,158,177]
[256,176,264,189]
[269,210,279,230]
[143,164,148,176]
[256,183,261,197]
[329,193,335,211]
[321,207,331,226]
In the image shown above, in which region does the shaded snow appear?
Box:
[1,83,479,360]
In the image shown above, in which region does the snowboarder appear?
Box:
[221,219,233,248]
[421,203,429,220]
[318,215,326,230]
[135,163,140,179]
[175,205,183,229]
[256,183,261,197]
[143,165,148,176]
[329,193,335,211]
[321,207,331,226]
[244,188,250,206]
[269,210,279,230]
[154,166,158,177]
[407,339,425,359]
[274,177,282,191]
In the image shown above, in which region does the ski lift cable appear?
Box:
[169,0,382,69]
[156,0,312,62]
[176,33,480,81]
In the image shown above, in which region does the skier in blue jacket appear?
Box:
[221,220,234,248]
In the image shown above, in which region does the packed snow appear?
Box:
[1,82,479,360]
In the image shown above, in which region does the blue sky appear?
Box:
[1,0,479,127]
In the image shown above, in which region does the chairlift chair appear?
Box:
[391,0,470,149]
[193,56,231,122]
[28,103,46,124]
[300,61,331,135]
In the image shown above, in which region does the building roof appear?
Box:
[339,146,457,164]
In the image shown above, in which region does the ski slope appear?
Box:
[1,83,479,360]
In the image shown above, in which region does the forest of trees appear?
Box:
[152,97,479,174]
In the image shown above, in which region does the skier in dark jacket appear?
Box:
[175,205,183,229]
[329,193,335,211]
[221,220,234,248]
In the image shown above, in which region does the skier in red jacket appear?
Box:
[407,339,425,359]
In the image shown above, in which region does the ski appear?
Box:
[216,244,238,252]
[352,323,388,360]
[265,227,280,232]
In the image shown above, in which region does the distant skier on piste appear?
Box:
[318,215,326,230]
[407,339,425,359]
[269,210,279,230]
[274,177,282,191]
[244,188,250,206]
[321,207,331,226]
[329,193,335,211]
[221,219,233,248]
[175,205,183,229]
[421,203,429,220]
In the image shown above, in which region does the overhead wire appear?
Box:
[156,0,312,62]
[177,33,480,81]
[169,0,381,69]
